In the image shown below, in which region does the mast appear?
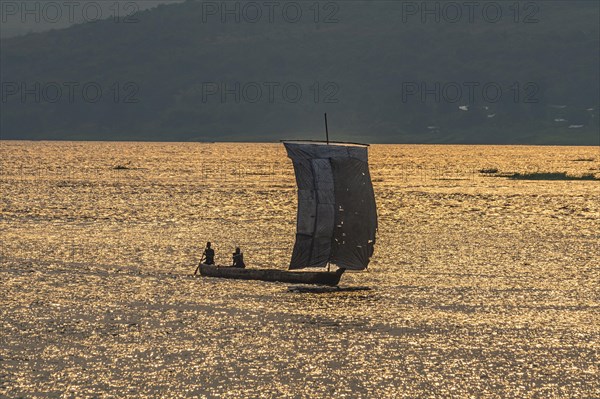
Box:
[325,113,330,272]
[324,113,329,145]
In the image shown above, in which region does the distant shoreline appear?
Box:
[1,139,599,147]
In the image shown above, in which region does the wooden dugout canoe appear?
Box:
[198,264,344,286]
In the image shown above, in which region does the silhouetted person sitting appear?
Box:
[194,242,215,274]
[202,242,215,265]
[194,242,215,275]
[232,247,245,268]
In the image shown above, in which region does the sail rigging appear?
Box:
[284,142,377,270]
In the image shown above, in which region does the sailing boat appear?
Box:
[199,121,378,285]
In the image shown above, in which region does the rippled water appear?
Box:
[1,141,599,398]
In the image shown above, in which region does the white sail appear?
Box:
[284,142,377,270]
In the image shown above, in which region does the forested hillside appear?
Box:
[1,0,598,144]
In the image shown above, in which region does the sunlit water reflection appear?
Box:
[1,142,598,397]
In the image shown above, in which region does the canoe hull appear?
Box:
[199,264,343,286]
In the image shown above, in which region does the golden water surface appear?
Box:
[1,141,599,398]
